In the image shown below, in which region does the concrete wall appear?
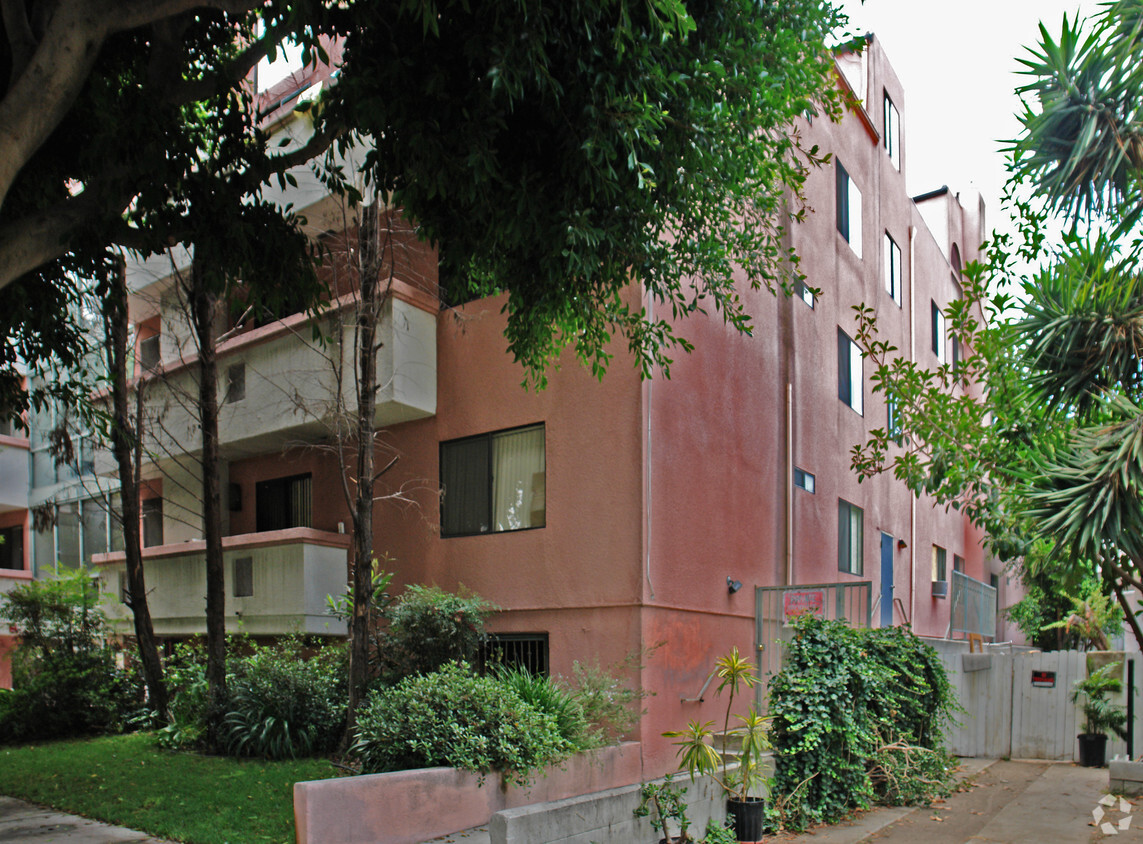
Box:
[491,773,726,844]
[293,743,642,844]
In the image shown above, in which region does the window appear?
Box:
[838,499,863,575]
[142,498,164,548]
[835,161,862,258]
[931,301,946,362]
[887,395,902,443]
[796,280,815,308]
[837,329,863,415]
[932,545,947,581]
[255,473,312,532]
[225,363,245,404]
[81,499,107,559]
[0,525,23,570]
[884,233,902,306]
[479,633,550,677]
[441,424,546,537]
[233,557,254,597]
[139,334,161,371]
[56,502,80,567]
[0,414,24,438]
[954,554,965,574]
[883,93,900,170]
[794,468,815,493]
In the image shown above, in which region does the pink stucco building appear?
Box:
[9,35,1019,779]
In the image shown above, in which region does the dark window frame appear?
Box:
[440,423,546,538]
[255,473,312,533]
[838,499,864,576]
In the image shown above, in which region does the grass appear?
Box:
[0,732,337,843]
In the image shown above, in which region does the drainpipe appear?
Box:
[644,298,654,601]
[786,382,794,587]
[909,224,917,628]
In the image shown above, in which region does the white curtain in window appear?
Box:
[492,427,545,532]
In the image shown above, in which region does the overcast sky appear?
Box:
[839,0,1099,232]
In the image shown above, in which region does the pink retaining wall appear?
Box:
[293,742,642,844]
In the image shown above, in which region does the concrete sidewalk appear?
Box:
[775,758,1140,844]
[0,796,174,843]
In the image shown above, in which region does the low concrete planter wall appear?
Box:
[492,773,726,844]
[1110,758,1143,796]
[294,742,642,844]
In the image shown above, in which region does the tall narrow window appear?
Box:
[0,525,23,570]
[142,498,164,548]
[954,554,965,574]
[225,363,246,404]
[838,499,864,575]
[931,301,946,362]
[887,395,902,444]
[884,233,902,305]
[932,545,947,581]
[883,93,900,170]
[837,329,863,415]
[139,334,161,371]
[441,424,546,537]
[835,161,863,258]
[255,473,312,532]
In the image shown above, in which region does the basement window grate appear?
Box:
[479,633,550,677]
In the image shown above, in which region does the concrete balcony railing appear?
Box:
[0,435,29,512]
[92,528,351,638]
[136,285,436,461]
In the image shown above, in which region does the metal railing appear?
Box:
[949,570,997,639]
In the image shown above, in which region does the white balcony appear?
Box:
[93,528,350,637]
[138,288,436,461]
[0,437,29,512]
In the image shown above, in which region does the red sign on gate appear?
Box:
[783,589,825,619]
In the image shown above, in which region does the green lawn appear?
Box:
[0,732,337,843]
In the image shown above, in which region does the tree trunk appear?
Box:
[189,261,227,747]
[345,201,382,739]
[103,255,168,720]
[1113,579,1143,653]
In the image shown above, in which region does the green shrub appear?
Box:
[495,666,588,749]
[768,616,956,830]
[353,662,571,784]
[221,639,346,760]
[568,653,650,748]
[377,585,494,682]
[0,570,141,743]
[156,643,209,751]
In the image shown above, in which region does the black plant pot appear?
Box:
[1077,733,1109,768]
[727,797,765,842]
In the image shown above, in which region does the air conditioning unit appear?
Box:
[931,580,949,598]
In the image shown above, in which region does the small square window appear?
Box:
[794,468,815,493]
[225,363,246,404]
[837,328,863,416]
[142,498,163,548]
[233,557,254,597]
[139,334,161,371]
[838,499,863,575]
[796,281,815,308]
[836,161,863,258]
[932,545,947,581]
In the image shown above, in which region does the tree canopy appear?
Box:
[0,0,847,418]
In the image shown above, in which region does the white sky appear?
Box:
[839,0,1098,230]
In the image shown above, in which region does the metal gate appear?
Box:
[754,581,872,711]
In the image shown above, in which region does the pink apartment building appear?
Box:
[4,35,1019,777]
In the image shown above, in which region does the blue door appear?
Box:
[880,533,894,627]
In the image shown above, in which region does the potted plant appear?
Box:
[1072,661,1128,767]
[665,647,769,842]
[634,775,693,843]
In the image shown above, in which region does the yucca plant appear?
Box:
[664,647,770,801]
